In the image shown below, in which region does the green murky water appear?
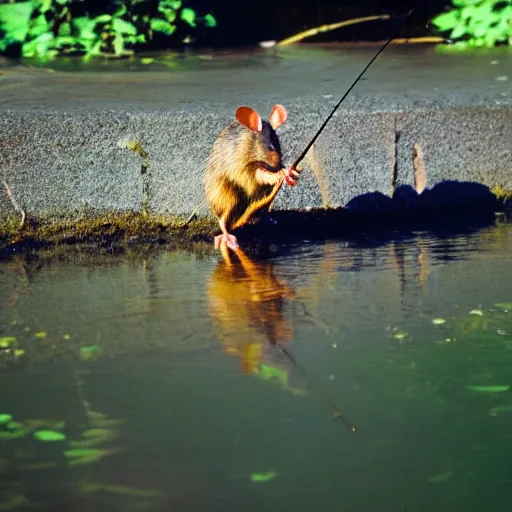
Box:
[1,217,512,511]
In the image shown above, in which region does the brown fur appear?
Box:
[204,109,286,234]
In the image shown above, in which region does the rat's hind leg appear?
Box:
[210,184,241,251]
[214,214,239,250]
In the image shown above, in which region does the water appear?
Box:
[1,217,512,511]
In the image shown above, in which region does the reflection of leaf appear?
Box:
[428,471,453,483]
[82,481,162,497]
[0,429,27,440]
[489,404,512,414]
[495,303,512,310]
[64,447,119,466]
[69,427,117,448]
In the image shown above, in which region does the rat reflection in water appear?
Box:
[207,242,307,395]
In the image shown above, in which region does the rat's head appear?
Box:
[235,104,288,171]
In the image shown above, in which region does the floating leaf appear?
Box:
[34,331,47,339]
[494,303,512,310]
[469,309,483,316]
[250,471,277,482]
[467,385,510,393]
[0,337,16,348]
[80,345,101,361]
[0,414,13,425]
[14,349,26,358]
[34,430,66,442]
[432,318,446,325]
[140,57,154,64]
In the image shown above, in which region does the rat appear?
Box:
[204,104,300,250]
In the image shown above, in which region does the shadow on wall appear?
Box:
[230,180,504,245]
[347,181,499,215]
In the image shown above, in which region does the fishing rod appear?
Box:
[268,9,418,432]
[289,7,416,173]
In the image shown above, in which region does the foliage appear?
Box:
[0,0,217,59]
[432,0,512,47]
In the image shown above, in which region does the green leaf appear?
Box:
[28,13,50,38]
[112,18,137,35]
[450,22,467,39]
[150,18,176,35]
[203,13,216,28]
[161,0,182,10]
[0,2,34,43]
[94,14,113,24]
[159,8,177,23]
[473,22,490,38]
[180,8,196,27]
[58,21,71,37]
[113,34,124,56]
[34,430,66,442]
[73,17,98,40]
[432,10,460,31]
[453,0,481,6]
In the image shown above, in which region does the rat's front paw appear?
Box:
[284,166,301,186]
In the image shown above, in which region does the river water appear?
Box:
[1,216,512,511]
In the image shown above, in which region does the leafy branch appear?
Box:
[432,0,512,47]
[0,0,217,59]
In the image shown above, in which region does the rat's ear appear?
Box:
[236,107,263,132]
[269,104,287,129]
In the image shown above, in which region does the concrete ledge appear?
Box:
[1,45,511,222]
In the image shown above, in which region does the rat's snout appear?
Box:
[267,149,282,170]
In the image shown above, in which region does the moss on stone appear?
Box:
[491,185,512,206]
[0,212,218,259]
